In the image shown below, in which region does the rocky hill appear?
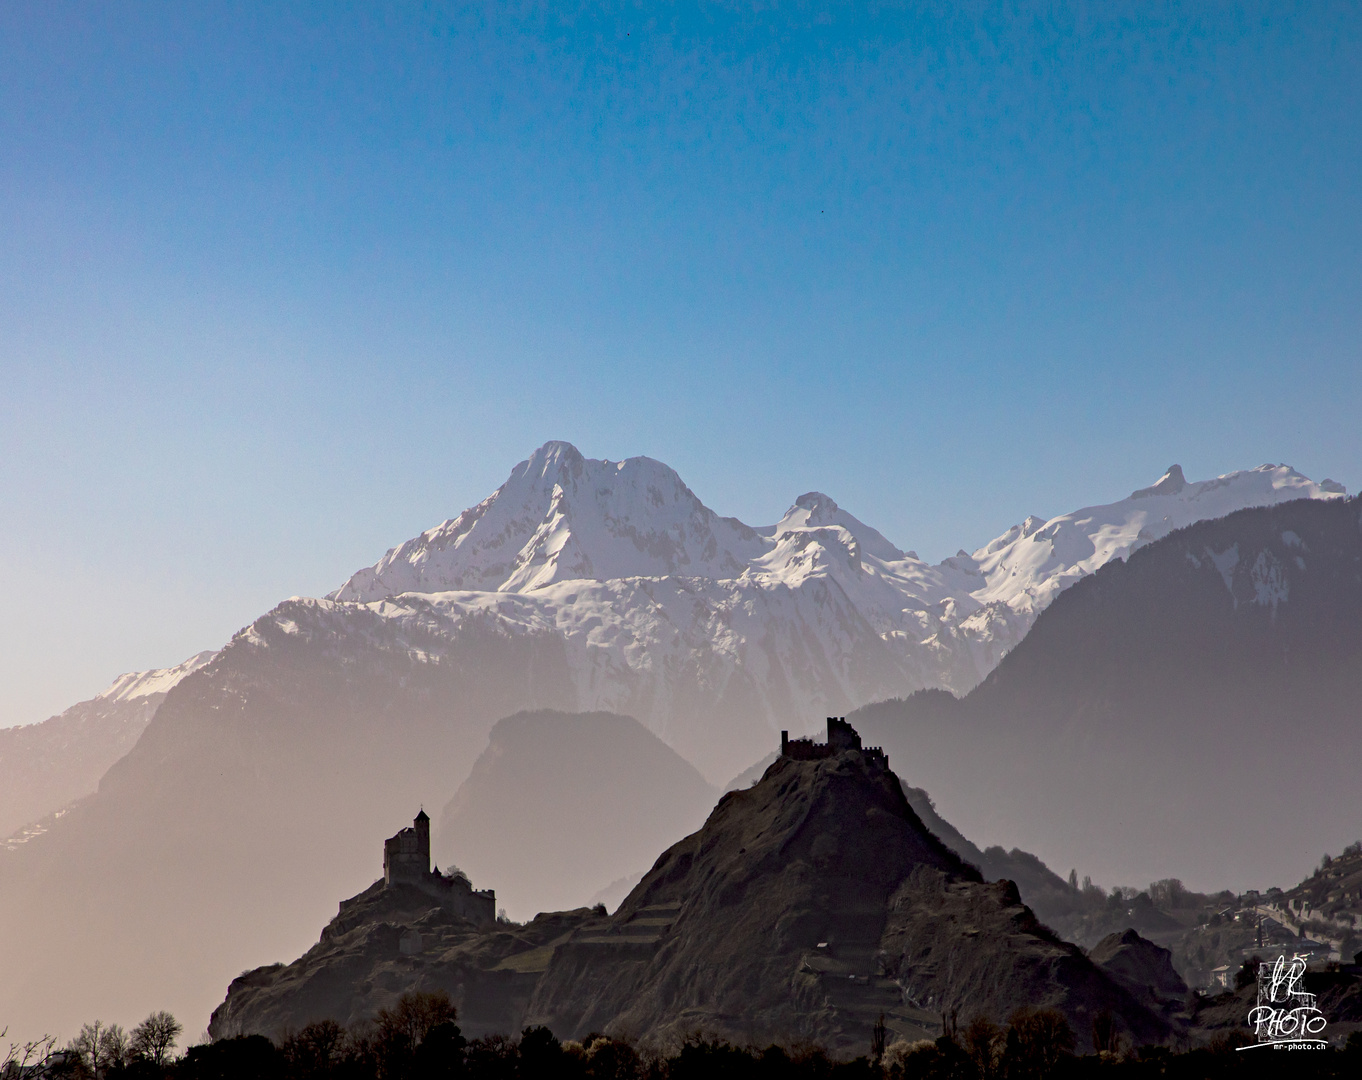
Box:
[1088,929,1188,1020]
[209,877,599,1040]
[1274,843,1362,956]
[525,732,1167,1053]
[213,724,1170,1054]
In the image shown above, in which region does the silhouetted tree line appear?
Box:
[13,992,1362,1080]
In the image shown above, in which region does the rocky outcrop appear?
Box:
[1089,928,1188,1015]
[209,879,597,1040]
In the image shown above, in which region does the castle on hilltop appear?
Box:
[383,810,497,927]
[780,717,888,768]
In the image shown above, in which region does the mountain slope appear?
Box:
[0,651,212,842]
[0,604,577,1042]
[853,495,1362,897]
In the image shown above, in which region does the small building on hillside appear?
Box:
[382,810,497,927]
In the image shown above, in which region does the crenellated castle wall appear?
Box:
[780,717,888,768]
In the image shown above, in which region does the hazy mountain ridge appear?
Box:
[434,710,718,920]
[0,650,213,842]
[0,601,579,1043]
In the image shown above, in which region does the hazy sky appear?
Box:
[2,2,1360,726]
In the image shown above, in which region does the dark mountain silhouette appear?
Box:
[730,752,1084,931]
[211,723,1169,1053]
[434,711,717,919]
[852,496,1362,896]
[524,729,1167,1052]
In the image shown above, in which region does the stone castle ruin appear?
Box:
[383,809,497,927]
[780,716,888,769]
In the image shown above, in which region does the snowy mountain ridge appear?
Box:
[967,463,1345,617]
[305,443,1345,774]
[96,650,217,704]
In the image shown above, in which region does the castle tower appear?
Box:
[415,808,430,866]
[826,716,861,752]
[383,810,431,886]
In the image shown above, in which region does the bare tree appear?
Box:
[131,1011,182,1068]
[282,1019,348,1078]
[962,1016,1005,1078]
[374,989,457,1076]
[1003,1008,1076,1078]
[3,1028,59,1075]
[69,1020,109,1078]
[375,989,456,1052]
[99,1024,130,1073]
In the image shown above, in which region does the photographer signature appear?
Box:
[1239,954,1328,1050]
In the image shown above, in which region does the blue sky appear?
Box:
[2,2,1360,725]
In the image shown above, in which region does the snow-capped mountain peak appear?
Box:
[765,491,906,563]
[330,441,766,601]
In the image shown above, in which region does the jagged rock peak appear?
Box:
[1131,464,1187,499]
[794,491,839,514]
